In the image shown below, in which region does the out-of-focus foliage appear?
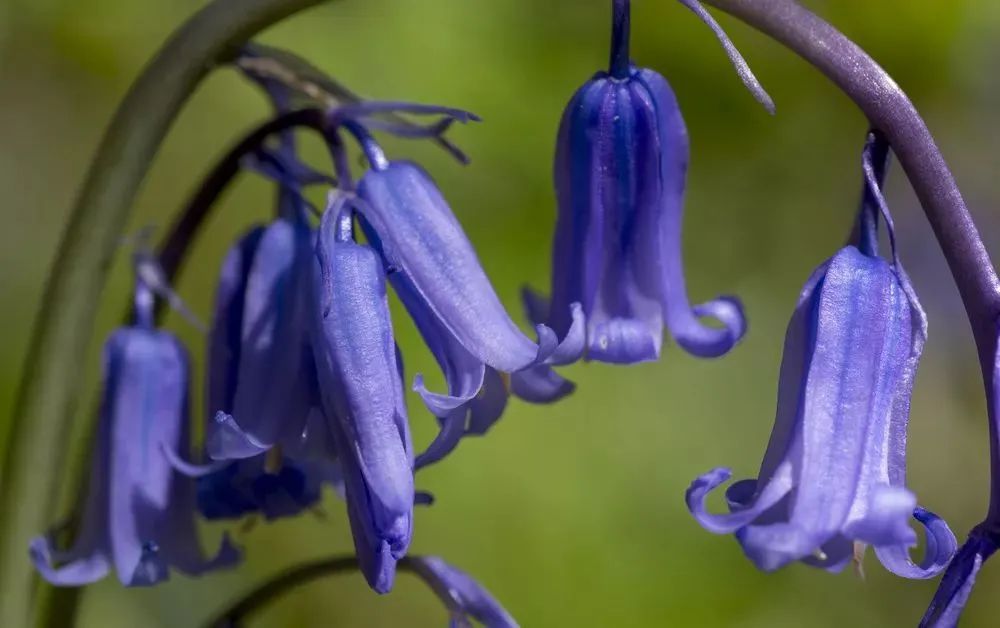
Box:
[1,0,998,625]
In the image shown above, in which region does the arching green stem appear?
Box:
[0,1,333,626]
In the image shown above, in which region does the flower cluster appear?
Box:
[27,0,993,625]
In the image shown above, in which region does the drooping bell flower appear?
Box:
[411,556,518,627]
[198,221,336,521]
[685,133,956,577]
[30,277,239,586]
[920,324,1000,627]
[526,0,781,363]
[310,197,414,593]
[327,114,583,468]
[206,209,316,461]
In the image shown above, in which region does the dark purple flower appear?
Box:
[527,52,745,364]
[30,283,239,586]
[686,134,956,577]
[412,556,518,628]
[310,199,413,593]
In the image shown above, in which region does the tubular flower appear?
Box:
[310,199,414,594]
[197,219,335,521]
[412,556,518,628]
[337,117,582,468]
[206,212,317,461]
[525,2,750,364]
[685,134,956,577]
[30,282,239,587]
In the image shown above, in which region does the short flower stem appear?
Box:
[702,0,1000,510]
[202,556,466,628]
[154,108,329,317]
[0,2,333,626]
[610,0,632,79]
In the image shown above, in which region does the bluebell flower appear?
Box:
[198,220,338,521]
[523,1,769,364]
[310,198,414,593]
[205,212,317,461]
[686,133,956,576]
[327,113,583,468]
[411,556,518,628]
[30,280,239,587]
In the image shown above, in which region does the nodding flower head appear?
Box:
[30,271,239,587]
[309,199,414,594]
[326,108,584,470]
[685,133,956,577]
[525,0,772,364]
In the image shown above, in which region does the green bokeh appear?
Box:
[1,0,999,626]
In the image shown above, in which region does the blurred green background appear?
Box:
[2,0,999,625]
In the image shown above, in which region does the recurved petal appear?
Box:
[356,161,541,372]
[29,536,111,587]
[874,507,958,580]
[414,556,519,628]
[686,465,794,535]
[630,68,747,359]
[361,215,490,427]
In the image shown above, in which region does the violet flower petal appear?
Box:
[310,204,413,593]
[208,217,315,459]
[356,161,547,372]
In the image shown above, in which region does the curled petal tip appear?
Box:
[676,295,748,358]
[874,506,958,580]
[207,411,270,461]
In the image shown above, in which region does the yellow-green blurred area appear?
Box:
[2,0,1000,625]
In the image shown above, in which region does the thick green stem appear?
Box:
[0,1,330,626]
